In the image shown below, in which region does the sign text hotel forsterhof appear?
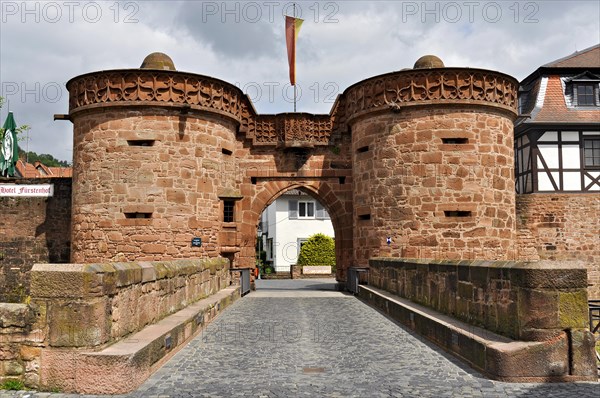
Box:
[0,184,54,197]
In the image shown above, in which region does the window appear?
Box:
[442,138,468,144]
[223,200,235,222]
[315,202,330,220]
[298,201,315,218]
[127,140,155,146]
[584,139,600,167]
[575,83,597,106]
[124,212,152,219]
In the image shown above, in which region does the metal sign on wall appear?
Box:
[0,184,54,197]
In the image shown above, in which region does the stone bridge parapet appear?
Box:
[365,258,597,381]
[0,258,237,392]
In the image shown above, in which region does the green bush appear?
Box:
[297,233,335,270]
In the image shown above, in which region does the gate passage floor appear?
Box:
[3,279,599,398]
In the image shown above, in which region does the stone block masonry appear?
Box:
[352,108,517,265]
[0,257,234,391]
[64,53,518,282]
[0,178,71,302]
[516,194,600,298]
[365,258,597,381]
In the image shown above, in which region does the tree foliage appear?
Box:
[21,151,70,167]
[297,233,335,269]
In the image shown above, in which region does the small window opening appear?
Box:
[222,148,233,156]
[442,138,469,144]
[357,146,369,153]
[358,214,371,220]
[444,210,472,217]
[124,212,152,219]
[127,140,155,147]
[223,201,235,222]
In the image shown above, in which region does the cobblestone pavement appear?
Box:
[2,279,599,398]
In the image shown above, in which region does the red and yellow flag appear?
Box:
[285,15,303,86]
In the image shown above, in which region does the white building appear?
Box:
[260,189,334,272]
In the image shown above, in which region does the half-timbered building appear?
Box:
[515,44,600,193]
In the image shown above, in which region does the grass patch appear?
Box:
[0,379,24,390]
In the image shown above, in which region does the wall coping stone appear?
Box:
[31,258,228,298]
[369,258,588,289]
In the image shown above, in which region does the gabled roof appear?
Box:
[521,44,600,86]
[542,44,600,68]
[15,159,72,178]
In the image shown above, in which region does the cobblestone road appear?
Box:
[2,279,599,397]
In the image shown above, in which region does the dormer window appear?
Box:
[575,83,597,106]
[566,72,600,107]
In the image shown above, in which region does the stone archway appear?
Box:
[238,179,353,281]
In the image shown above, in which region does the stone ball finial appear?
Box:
[413,55,444,69]
[140,52,176,70]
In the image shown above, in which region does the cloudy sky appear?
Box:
[1,0,599,162]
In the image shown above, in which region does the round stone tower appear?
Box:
[67,53,247,263]
[348,55,519,264]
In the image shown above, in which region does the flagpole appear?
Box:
[293,2,297,113]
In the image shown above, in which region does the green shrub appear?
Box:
[297,233,335,270]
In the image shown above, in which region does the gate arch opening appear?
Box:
[239,181,353,282]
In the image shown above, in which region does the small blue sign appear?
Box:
[386,237,392,245]
[191,237,202,247]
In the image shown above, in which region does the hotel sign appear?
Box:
[0,184,54,197]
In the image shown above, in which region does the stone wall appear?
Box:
[70,108,237,263]
[368,258,591,342]
[0,178,71,302]
[65,59,517,280]
[352,108,517,265]
[0,258,231,388]
[516,194,600,298]
[0,304,38,386]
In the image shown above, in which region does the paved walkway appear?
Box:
[2,279,599,397]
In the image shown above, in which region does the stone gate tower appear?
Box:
[349,55,518,264]
[65,53,518,275]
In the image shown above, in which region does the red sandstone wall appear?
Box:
[70,108,238,263]
[235,143,354,274]
[70,107,355,275]
[0,178,71,302]
[516,194,600,298]
[351,107,517,265]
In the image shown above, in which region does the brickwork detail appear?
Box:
[0,178,71,302]
[66,62,518,276]
[516,194,600,298]
[352,108,517,265]
[343,68,517,120]
[0,258,230,389]
[369,258,591,342]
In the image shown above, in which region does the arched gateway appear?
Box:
[66,52,518,281]
[26,52,594,393]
